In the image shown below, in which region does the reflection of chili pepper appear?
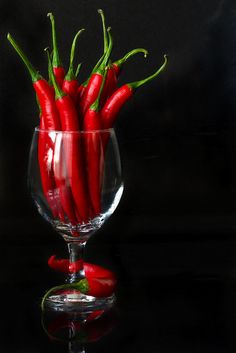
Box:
[48,13,65,87]
[43,309,117,343]
[48,255,116,280]
[101,55,168,129]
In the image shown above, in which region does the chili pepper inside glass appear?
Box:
[28,127,123,312]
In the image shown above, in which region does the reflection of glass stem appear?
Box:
[69,329,85,353]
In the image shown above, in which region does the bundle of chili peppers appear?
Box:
[7,11,168,302]
[7,10,168,227]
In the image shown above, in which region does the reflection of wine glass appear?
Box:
[41,308,117,353]
[28,127,123,311]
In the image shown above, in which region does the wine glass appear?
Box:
[28,127,123,311]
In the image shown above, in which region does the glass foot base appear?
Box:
[44,289,116,313]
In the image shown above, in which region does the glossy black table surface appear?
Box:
[1,216,236,353]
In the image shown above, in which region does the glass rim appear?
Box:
[35,126,115,134]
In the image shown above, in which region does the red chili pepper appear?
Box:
[7,34,64,222]
[100,48,148,108]
[83,262,116,280]
[48,13,65,87]
[43,50,78,224]
[79,27,113,117]
[48,255,116,280]
[83,69,107,216]
[62,29,84,103]
[112,47,148,76]
[48,51,89,222]
[48,255,69,273]
[38,118,58,218]
[7,34,61,130]
[101,54,168,129]
[76,53,106,104]
[76,277,117,297]
[76,9,108,106]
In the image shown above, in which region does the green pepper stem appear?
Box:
[7,33,41,82]
[113,48,148,69]
[98,9,108,54]
[129,54,168,90]
[40,279,91,310]
[45,48,65,99]
[82,47,107,86]
[65,29,85,81]
[75,62,82,78]
[97,27,113,73]
[47,12,62,68]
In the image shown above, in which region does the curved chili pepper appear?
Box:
[79,27,113,117]
[48,13,65,87]
[7,34,63,221]
[7,34,61,130]
[76,277,116,297]
[48,255,116,280]
[101,54,168,129]
[49,52,89,222]
[100,48,148,107]
[112,47,148,76]
[62,29,84,103]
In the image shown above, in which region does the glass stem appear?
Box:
[67,241,86,283]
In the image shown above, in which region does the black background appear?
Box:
[1,0,236,352]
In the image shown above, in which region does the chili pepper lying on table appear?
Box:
[42,255,117,308]
[41,273,116,309]
[48,255,116,280]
